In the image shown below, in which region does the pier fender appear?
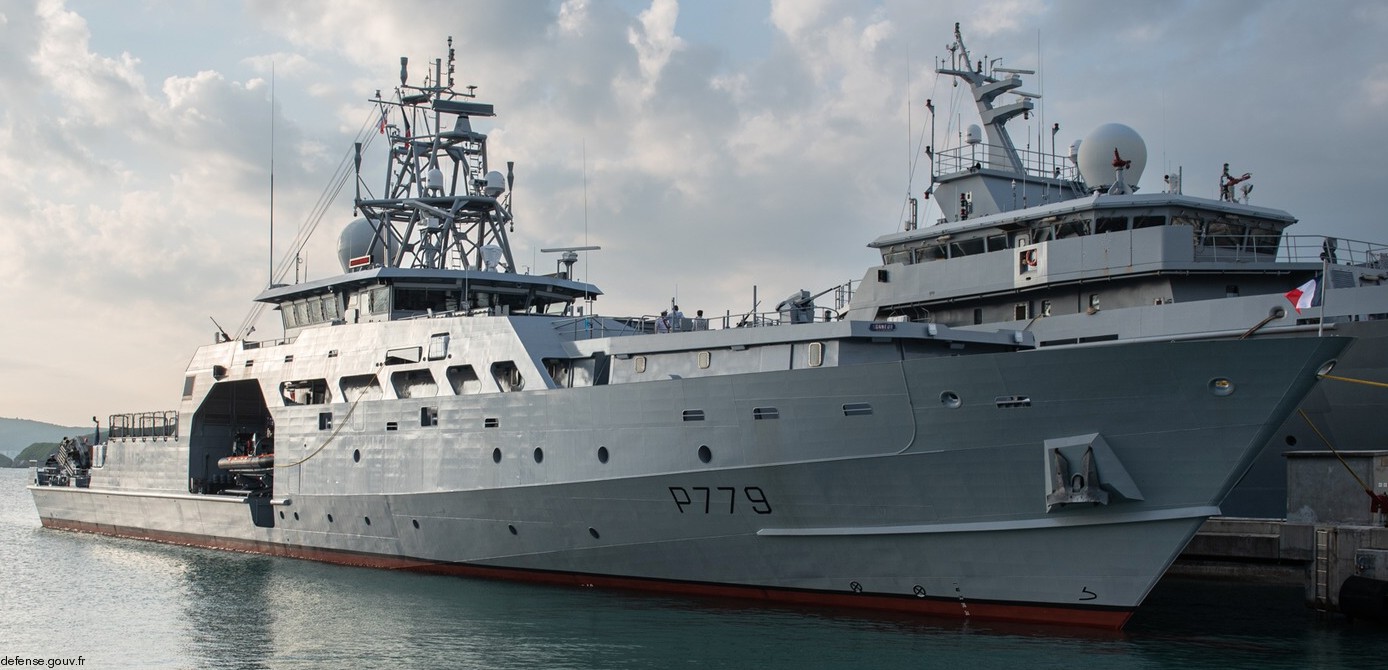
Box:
[1043,434,1143,512]
[1339,575,1388,622]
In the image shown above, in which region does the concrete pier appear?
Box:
[1172,450,1388,612]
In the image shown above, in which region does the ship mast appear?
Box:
[353,37,517,274]
[936,22,1038,175]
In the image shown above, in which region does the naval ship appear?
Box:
[847,24,1388,518]
[30,39,1348,629]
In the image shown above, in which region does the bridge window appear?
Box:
[369,286,390,314]
[1096,217,1128,234]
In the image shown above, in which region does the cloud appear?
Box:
[625,0,684,101]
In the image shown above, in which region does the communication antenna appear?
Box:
[268,62,275,289]
[582,140,590,292]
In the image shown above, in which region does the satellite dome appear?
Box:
[1076,123,1146,191]
[966,124,983,145]
[337,218,397,271]
[484,171,506,197]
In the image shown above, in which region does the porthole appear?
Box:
[364,516,371,526]
[598,446,609,463]
[698,445,712,463]
[533,447,544,463]
[278,511,285,520]
[940,391,962,409]
[293,512,300,521]
[508,524,518,535]
[492,448,502,463]
[412,519,420,529]
[1285,435,1298,447]
[589,527,600,539]
[1209,377,1235,397]
[327,513,334,523]
[353,449,361,463]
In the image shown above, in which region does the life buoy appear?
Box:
[1024,249,1038,267]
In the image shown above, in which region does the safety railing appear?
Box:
[108,410,179,439]
[934,143,1081,182]
[1279,235,1388,268]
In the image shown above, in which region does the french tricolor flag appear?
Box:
[1285,277,1317,314]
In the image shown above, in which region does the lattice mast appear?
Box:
[353,37,518,273]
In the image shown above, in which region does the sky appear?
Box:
[2,0,1386,426]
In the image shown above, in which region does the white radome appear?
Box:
[1076,123,1147,190]
[337,217,398,271]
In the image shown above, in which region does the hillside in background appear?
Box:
[12,442,60,468]
[0,417,91,458]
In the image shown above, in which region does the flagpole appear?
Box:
[1318,255,1327,337]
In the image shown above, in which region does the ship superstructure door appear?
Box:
[188,379,273,495]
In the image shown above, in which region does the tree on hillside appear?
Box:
[12,442,59,468]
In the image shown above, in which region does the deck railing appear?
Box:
[934,143,1081,183]
[1279,235,1388,268]
[108,410,179,439]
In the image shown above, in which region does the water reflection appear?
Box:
[178,552,276,670]
[6,468,1388,670]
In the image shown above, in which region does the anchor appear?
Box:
[1046,446,1109,512]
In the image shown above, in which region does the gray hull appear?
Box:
[32,336,1347,628]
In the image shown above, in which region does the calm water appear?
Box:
[3,468,1385,669]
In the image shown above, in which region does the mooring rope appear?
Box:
[1297,408,1374,495]
[1317,373,1388,390]
[274,389,369,469]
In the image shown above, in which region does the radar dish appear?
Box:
[1076,123,1146,191]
